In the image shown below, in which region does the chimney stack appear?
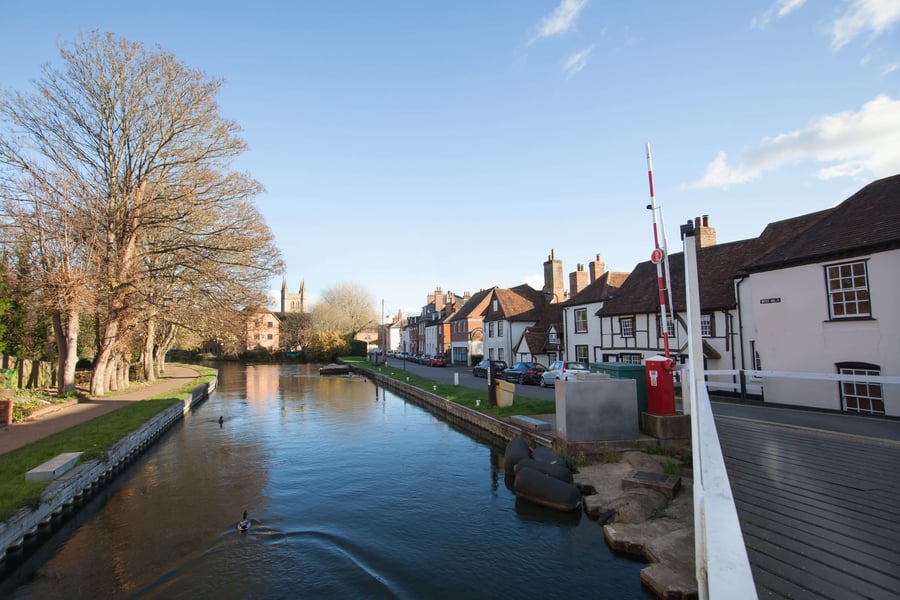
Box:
[569,264,589,296]
[543,249,565,303]
[589,254,606,283]
[433,287,444,312]
[695,215,716,249]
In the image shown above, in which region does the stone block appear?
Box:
[622,469,681,500]
[640,412,690,441]
[26,452,83,482]
[555,378,639,442]
[509,415,551,431]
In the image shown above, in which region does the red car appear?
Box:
[428,353,447,367]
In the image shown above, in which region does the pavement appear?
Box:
[0,364,201,455]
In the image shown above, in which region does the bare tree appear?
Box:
[0,173,95,394]
[310,283,378,339]
[0,32,283,394]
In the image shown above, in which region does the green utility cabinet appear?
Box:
[591,362,648,414]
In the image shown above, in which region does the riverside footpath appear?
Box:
[0,365,201,455]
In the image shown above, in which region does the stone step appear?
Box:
[26,452,83,482]
[510,415,552,432]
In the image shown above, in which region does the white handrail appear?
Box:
[684,223,757,600]
[706,369,900,385]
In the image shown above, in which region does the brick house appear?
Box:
[244,306,281,351]
[447,289,492,366]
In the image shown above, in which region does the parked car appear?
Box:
[501,362,547,385]
[540,360,590,387]
[428,353,447,367]
[473,359,508,378]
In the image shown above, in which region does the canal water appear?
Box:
[2,363,649,599]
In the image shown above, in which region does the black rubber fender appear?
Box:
[513,466,582,512]
[504,438,531,475]
[514,457,574,483]
[532,446,563,465]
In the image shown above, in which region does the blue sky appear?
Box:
[2,1,898,319]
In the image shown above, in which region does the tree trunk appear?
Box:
[155,323,178,376]
[51,308,80,396]
[143,318,156,382]
[90,319,118,396]
[116,352,127,390]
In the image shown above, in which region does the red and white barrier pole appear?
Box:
[646,143,671,362]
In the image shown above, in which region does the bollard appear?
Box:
[454,372,459,386]
[0,399,12,425]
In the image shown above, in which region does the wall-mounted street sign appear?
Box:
[760,297,781,304]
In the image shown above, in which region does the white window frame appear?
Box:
[701,313,713,337]
[574,345,589,363]
[619,316,635,338]
[838,364,884,415]
[826,260,871,319]
[574,308,588,333]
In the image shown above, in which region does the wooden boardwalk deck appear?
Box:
[716,416,900,599]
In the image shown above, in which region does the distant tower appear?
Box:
[281,280,306,313]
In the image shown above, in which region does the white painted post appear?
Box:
[454,372,459,386]
[683,220,757,600]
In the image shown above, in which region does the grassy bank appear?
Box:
[341,357,555,418]
[0,364,214,522]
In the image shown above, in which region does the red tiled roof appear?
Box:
[484,284,544,322]
[447,288,493,321]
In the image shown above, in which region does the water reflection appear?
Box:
[3,363,648,599]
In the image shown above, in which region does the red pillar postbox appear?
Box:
[645,355,676,415]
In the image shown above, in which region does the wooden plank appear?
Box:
[740,521,900,593]
[714,415,900,600]
[724,465,900,528]
[746,547,872,600]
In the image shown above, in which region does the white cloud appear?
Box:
[752,0,806,29]
[529,0,589,45]
[690,94,900,189]
[882,63,900,75]
[562,46,594,76]
[832,0,900,50]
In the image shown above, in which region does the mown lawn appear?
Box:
[0,364,215,522]
[341,357,556,418]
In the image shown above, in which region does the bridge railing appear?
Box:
[704,369,899,415]
[682,221,757,600]
[684,372,758,600]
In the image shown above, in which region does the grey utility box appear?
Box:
[555,376,639,442]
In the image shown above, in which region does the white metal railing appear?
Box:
[704,369,898,416]
[683,224,757,600]
[706,369,900,386]
[686,375,758,599]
